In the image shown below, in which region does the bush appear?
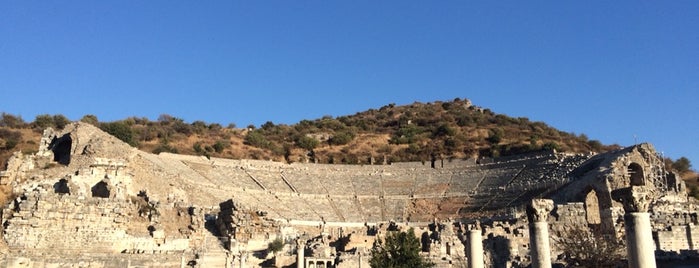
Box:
[542,142,560,151]
[673,157,692,173]
[33,114,54,129]
[213,140,228,153]
[370,228,434,268]
[295,136,319,151]
[267,238,284,254]
[0,113,26,128]
[100,121,138,146]
[587,140,603,152]
[328,131,355,146]
[52,114,70,129]
[244,130,271,149]
[152,143,178,154]
[193,142,204,154]
[554,225,624,267]
[486,128,503,144]
[390,125,426,144]
[432,124,455,138]
[0,129,22,149]
[80,114,99,126]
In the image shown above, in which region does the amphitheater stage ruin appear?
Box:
[0,122,696,267]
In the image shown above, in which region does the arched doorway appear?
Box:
[628,163,645,186]
[49,134,72,165]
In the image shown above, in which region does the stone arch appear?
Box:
[91,180,111,198]
[628,162,645,186]
[666,173,679,192]
[421,231,431,252]
[53,178,70,194]
[49,134,72,165]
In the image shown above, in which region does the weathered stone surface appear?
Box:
[0,123,696,267]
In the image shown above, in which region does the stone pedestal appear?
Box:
[614,186,656,268]
[527,199,554,268]
[467,222,484,268]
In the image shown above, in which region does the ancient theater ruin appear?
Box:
[0,122,696,267]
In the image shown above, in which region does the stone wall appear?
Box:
[2,186,190,255]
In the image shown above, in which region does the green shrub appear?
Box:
[244,130,271,148]
[0,113,26,128]
[370,228,434,268]
[295,136,319,150]
[33,114,54,129]
[193,142,204,154]
[80,114,99,126]
[267,238,284,254]
[52,114,70,129]
[673,157,692,173]
[487,128,503,144]
[542,142,560,151]
[213,140,229,153]
[152,143,178,154]
[100,121,138,146]
[328,131,355,145]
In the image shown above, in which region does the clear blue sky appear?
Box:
[1,1,698,164]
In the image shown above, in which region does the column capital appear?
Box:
[612,186,653,213]
[468,220,481,231]
[527,199,554,223]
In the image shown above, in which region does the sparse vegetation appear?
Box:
[0,99,660,168]
[267,238,284,254]
[555,225,625,267]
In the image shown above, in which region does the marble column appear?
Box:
[467,221,484,268]
[615,186,656,268]
[527,199,554,268]
[239,251,247,268]
[297,239,305,268]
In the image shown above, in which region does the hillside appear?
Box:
[1,99,616,166]
[2,98,698,198]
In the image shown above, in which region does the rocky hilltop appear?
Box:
[0,122,696,267]
[0,99,619,169]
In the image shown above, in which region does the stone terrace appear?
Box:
[144,152,589,223]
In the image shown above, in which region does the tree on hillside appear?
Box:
[80,114,99,126]
[100,121,137,146]
[32,114,55,130]
[370,228,434,268]
[672,157,692,173]
[52,114,70,129]
[0,113,26,128]
[295,136,319,151]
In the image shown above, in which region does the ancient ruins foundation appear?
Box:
[0,122,696,267]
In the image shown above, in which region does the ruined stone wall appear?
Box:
[3,188,132,252]
[2,187,189,254]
